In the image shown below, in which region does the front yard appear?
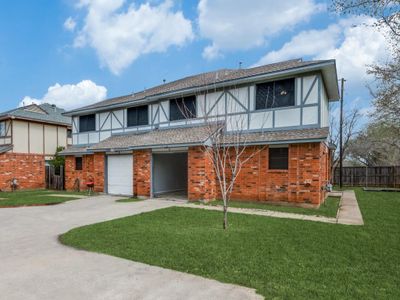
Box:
[0,190,87,207]
[60,189,400,299]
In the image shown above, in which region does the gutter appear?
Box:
[0,115,71,127]
[64,61,338,116]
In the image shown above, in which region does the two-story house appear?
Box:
[61,59,339,206]
[0,103,71,191]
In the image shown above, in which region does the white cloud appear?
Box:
[64,17,77,31]
[73,0,193,75]
[198,0,324,60]
[19,80,107,110]
[255,16,391,84]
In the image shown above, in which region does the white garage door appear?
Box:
[107,155,133,196]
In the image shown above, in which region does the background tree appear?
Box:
[329,108,360,174]
[51,146,66,174]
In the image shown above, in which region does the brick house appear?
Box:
[61,59,339,206]
[0,103,71,191]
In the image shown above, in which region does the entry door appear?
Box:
[107,155,133,196]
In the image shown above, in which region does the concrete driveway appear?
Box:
[0,195,261,300]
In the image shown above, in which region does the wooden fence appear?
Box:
[45,165,64,190]
[333,166,400,187]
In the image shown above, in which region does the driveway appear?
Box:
[0,195,260,300]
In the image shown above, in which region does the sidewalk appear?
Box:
[179,190,364,226]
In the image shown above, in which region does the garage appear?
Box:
[152,152,188,198]
[107,154,133,196]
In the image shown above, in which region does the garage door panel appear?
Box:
[107,155,133,196]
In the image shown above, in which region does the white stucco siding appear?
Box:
[111,110,124,129]
[13,120,29,153]
[72,117,79,134]
[226,87,249,114]
[29,123,44,154]
[275,108,301,127]
[44,125,57,155]
[303,75,319,105]
[302,106,319,125]
[321,84,329,127]
[249,111,273,130]
[99,112,111,130]
[160,101,169,122]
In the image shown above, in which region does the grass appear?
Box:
[0,189,88,207]
[116,197,143,203]
[60,189,400,299]
[194,196,340,218]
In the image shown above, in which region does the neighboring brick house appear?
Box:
[0,103,71,191]
[61,59,338,206]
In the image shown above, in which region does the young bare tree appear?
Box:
[177,80,271,229]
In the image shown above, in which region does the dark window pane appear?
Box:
[75,157,83,171]
[127,105,148,127]
[79,114,96,132]
[269,147,288,170]
[170,96,196,121]
[256,78,295,110]
[274,79,295,108]
[256,82,274,110]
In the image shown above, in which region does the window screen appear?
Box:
[269,147,289,170]
[79,114,96,132]
[256,78,295,110]
[170,96,196,121]
[75,157,83,171]
[127,105,149,127]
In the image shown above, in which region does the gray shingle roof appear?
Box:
[0,103,71,126]
[81,126,329,153]
[65,59,334,114]
[89,125,215,151]
[0,144,13,154]
[59,145,92,156]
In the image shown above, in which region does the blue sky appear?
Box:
[0,0,390,120]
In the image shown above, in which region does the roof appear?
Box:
[58,145,92,156]
[0,144,13,154]
[59,126,329,155]
[88,125,216,152]
[0,103,71,126]
[65,59,339,116]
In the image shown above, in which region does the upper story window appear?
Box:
[169,96,196,121]
[67,129,72,138]
[127,105,149,127]
[269,147,289,170]
[79,114,96,133]
[256,78,295,110]
[0,122,5,137]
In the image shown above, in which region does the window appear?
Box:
[0,122,5,137]
[169,96,196,121]
[67,129,72,138]
[256,78,295,110]
[75,157,83,171]
[79,114,96,132]
[127,105,148,127]
[269,147,289,170]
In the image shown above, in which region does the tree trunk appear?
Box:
[223,204,228,230]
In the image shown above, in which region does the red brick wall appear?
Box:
[0,153,45,191]
[188,142,330,206]
[188,146,217,201]
[133,150,151,197]
[65,153,105,192]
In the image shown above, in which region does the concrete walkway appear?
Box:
[336,190,364,225]
[0,195,261,300]
[178,190,364,226]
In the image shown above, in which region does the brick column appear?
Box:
[288,143,324,205]
[188,146,216,201]
[133,150,151,197]
[93,153,105,192]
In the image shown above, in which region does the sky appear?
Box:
[0,0,392,120]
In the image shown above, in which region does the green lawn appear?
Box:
[0,189,87,207]
[194,196,340,218]
[60,189,400,299]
